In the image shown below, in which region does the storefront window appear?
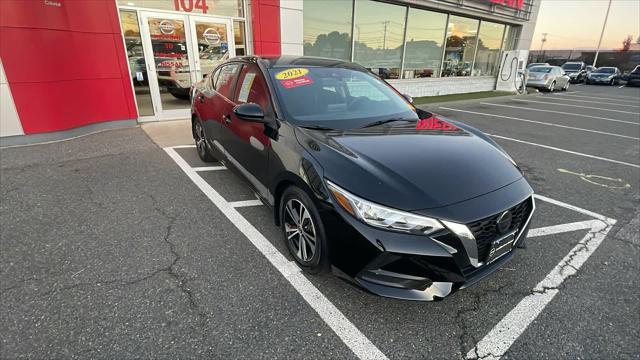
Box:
[403,9,447,79]
[303,0,353,61]
[234,20,246,56]
[117,0,244,17]
[120,10,154,116]
[441,15,479,77]
[473,21,505,76]
[353,0,406,79]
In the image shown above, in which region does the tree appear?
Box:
[620,35,632,52]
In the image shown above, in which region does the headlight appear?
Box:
[326,180,444,235]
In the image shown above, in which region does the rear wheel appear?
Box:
[193,119,215,162]
[548,81,556,92]
[280,186,330,274]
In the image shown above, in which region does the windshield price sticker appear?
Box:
[275,68,309,80]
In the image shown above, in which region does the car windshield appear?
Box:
[594,68,615,74]
[530,66,553,73]
[268,66,416,129]
[562,63,582,70]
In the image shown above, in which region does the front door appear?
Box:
[139,11,234,121]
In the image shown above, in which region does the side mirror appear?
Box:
[233,103,267,123]
[402,94,413,104]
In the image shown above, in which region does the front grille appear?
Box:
[467,198,533,263]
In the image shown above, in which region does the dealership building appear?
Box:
[0,0,539,142]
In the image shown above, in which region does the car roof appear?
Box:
[231,55,362,70]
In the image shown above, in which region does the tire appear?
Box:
[280,186,330,274]
[193,118,215,162]
[609,79,614,86]
[562,81,569,91]
[548,81,556,92]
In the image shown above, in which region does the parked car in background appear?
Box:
[526,62,550,69]
[526,66,570,92]
[586,67,622,85]
[584,65,597,79]
[624,65,640,87]
[561,61,587,83]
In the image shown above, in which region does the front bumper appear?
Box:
[324,178,535,301]
[588,77,613,84]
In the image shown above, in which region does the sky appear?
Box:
[531,0,640,50]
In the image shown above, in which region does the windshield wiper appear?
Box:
[362,118,413,128]
[298,125,334,130]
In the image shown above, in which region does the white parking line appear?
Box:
[478,102,639,126]
[468,196,617,360]
[527,220,600,237]
[555,91,640,102]
[439,107,639,140]
[618,85,626,89]
[229,199,264,208]
[554,93,640,104]
[511,98,640,115]
[164,146,388,360]
[534,95,640,108]
[171,144,197,149]
[486,133,640,169]
[193,166,227,171]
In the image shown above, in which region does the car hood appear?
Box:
[295,116,523,211]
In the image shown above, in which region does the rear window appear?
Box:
[530,67,552,73]
[562,63,582,70]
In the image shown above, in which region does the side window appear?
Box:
[210,67,222,90]
[215,63,241,99]
[234,64,271,110]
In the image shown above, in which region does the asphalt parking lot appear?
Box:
[1,83,638,359]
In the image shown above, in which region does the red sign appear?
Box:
[489,0,523,10]
[280,76,314,89]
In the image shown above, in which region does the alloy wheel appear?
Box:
[194,121,206,157]
[283,199,317,262]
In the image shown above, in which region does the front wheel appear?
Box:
[562,81,570,91]
[280,186,330,274]
[193,119,215,162]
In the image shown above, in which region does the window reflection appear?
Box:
[234,20,246,56]
[474,21,505,76]
[441,16,479,77]
[120,10,154,116]
[303,0,353,60]
[403,9,447,79]
[353,0,406,79]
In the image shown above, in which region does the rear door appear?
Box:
[224,63,273,195]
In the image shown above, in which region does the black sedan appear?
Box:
[190,56,535,301]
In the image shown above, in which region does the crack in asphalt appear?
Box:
[6,192,209,322]
[457,282,512,360]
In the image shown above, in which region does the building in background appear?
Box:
[0,0,539,141]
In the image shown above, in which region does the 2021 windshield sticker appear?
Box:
[276,68,314,89]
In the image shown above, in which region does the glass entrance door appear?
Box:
[139,12,234,120]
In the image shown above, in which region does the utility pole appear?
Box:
[539,33,548,52]
[382,21,390,50]
[539,33,548,62]
[593,0,612,67]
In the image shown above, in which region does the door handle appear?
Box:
[198,95,205,103]
[223,114,232,124]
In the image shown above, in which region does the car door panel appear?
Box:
[224,64,273,196]
[207,63,241,155]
